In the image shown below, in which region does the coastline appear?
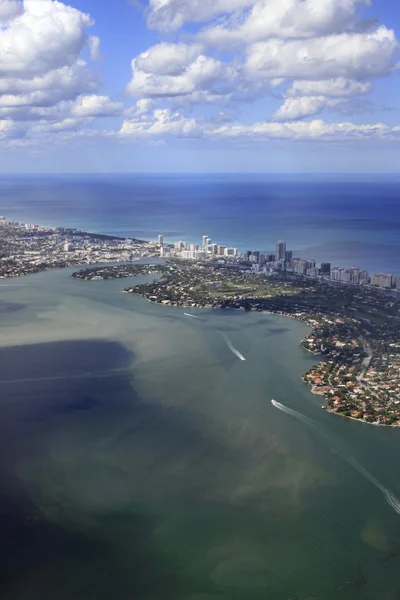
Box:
[114,290,400,429]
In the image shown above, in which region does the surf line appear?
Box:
[220,332,246,361]
[271,399,400,516]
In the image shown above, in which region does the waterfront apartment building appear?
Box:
[371,273,393,289]
[182,250,206,260]
[175,241,187,251]
[158,235,164,246]
[276,240,286,261]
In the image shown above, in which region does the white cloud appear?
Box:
[273,96,344,120]
[0,0,125,141]
[127,44,232,99]
[88,35,102,60]
[245,27,398,81]
[273,78,373,120]
[135,43,204,76]
[0,62,98,107]
[286,78,372,98]
[0,0,23,21]
[0,0,93,77]
[126,1,398,118]
[118,107,400,143]
[212,119,392,141]
[147,0,255,32]
[120,108,201,137]
[125,98,155,117]
[199,0,371,47]
[71,95,123,117]
[0,118,14,138]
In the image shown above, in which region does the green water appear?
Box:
[0,266,400,599]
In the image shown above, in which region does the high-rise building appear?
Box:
[202,236,210,248]
[285,250,293,264]
[175,241,187,251]
[371,273,392,289]
[276,240,286,261]
[158,235,164,246]
[320,262,331,275]
[217,245,226,256]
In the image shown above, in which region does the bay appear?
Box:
[0,266,400,599]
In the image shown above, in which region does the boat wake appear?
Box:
[221,332,246,361]
[184,313,202,320]
[271,400,400,516]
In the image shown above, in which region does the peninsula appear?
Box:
[73,259,400,427]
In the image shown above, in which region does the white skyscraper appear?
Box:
[158,235,164,246]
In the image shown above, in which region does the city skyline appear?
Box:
[158,233,400,291]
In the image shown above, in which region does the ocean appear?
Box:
[0,176,400,599]
[0,174,399,273]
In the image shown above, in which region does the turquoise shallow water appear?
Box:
[1,266,400,599]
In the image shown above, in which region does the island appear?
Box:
[73,259,400,426]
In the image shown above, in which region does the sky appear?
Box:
[1,0,400,173]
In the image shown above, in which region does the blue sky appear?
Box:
[0,0,400,173]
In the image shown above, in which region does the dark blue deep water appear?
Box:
[0,174,399,273]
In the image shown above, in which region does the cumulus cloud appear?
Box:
[118,107,398,142]
[88,35,102,60]
[273,78,373,120]
[211,118,392,141]
[0,0,23,21]
[135,43,204,76]
[124,0,398,124]
[199,0,371,47]
[127,43,233,99]
[71,95,123,117]
[0,0,93,77]
[273,96,343,120]
[245,27,398,81]
[0,118,14,139]
[147,0,255,32]
[286,78,372,98]
[120,108,200,137]
[0,0,125,145]
[0,62,98,108]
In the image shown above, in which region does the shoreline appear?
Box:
[128,294,399,428]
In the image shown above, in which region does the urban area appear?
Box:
[0,216,159,277]
[1,216,400,427]
[76,234,400,427]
